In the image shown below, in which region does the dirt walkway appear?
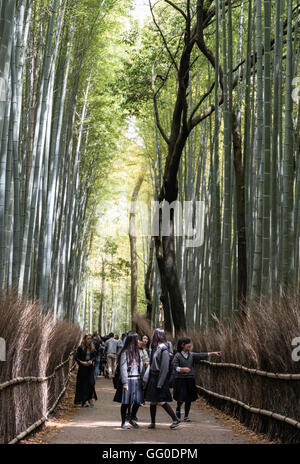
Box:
[49,377,255,444]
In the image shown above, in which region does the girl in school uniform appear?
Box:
[137,334,150,408]
[125,334,149,419]
[173,337,221,421]
[141,334,150,368]
[113,332,144,429]
[143,328,180,429]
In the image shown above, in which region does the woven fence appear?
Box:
[6,354,76,444]
[0,349,79,444]
[0,292,82,444]
[190,288,300,443]
[195,360,300,443]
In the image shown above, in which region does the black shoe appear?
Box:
[176,409,181,420]
[170,420,180,429]
[183,416,191,422]
[129,419,139,429]
[148,423,155,429]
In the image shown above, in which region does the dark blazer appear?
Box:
[173,351,209,378]
[74,345,97,404]
[75,345,97,365]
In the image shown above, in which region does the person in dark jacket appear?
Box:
[98,342,106,376]
[173,337,221,421]
[143,328,180,429]
[92,331,101,382]
[74,334,98,407]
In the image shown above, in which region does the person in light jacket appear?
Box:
[143,328,180,429]
[113,332,144,429]
[173,337,221,421]
[104,333,119,379]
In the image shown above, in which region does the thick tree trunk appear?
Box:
[162,233,186,334]
[155,201,186,334]
[154,236,172,333]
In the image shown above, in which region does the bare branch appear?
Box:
[190,74,240,129]
[152,64,170,145]
[150,30,185,146]
[149,0,179,72]
[188,80,215,125]
[163,0,188,21]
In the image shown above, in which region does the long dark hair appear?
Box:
[151,328,168,351]
[118,332,140,366]
[176,337,191,353]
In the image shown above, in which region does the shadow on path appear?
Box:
[50,378,248,444]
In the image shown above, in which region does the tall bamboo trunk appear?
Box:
[98,258,105,335]
[261,0,272,296]
[129,175,144,331]
[282,0,295,291]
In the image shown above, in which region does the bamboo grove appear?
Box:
[1,1,300,335]
[0,0,129,321]
[116,0,300,334]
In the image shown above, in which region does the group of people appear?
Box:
[74,328,221,430]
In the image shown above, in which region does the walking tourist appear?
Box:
[74,334,98,407]
[92,331,101,382]
[104,333,118,379]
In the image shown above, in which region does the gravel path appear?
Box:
[49,377,250,444]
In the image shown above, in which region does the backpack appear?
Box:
[113,362,122,389]
[151,345,178,388]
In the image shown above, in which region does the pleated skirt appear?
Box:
[144,372,173,403]
[173,377,198,403]
[113,377,144,404]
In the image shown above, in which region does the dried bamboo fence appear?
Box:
[7,354,77,444]
[0,351,77,444]
[0,292,82,444]
[195,360,300,443]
